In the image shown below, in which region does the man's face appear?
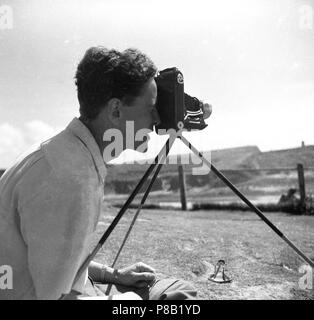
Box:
[119,78,160,151]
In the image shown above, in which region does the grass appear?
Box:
[92,205,314,300]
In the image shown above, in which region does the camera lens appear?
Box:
[203,103,212,119]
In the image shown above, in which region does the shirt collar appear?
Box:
[66,117,107,183]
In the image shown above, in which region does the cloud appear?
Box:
[0,123,25,159]
[25,120,60,144]
[0,120,62,168]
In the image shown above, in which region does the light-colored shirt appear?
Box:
[0,118,107,299]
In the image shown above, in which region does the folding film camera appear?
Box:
[154,67,212,133]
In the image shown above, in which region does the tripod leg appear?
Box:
[69,136,176,292]
[179,135,314,268]
[105,135,176,295]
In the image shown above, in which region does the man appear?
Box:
[0,47,197,300]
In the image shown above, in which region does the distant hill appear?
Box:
[176,145,314,170]
[104,144,314,194]
[203,145,261,170]
[107,144,314,178]
[243,145,314,169]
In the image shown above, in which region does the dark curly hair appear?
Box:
[75,46,158,120]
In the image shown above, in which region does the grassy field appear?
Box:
[92,205,314,300]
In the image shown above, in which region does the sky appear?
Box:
[0,0,314,167]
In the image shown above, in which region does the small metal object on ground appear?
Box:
[208,260,232,283]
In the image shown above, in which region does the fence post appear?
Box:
[297,163,306,211]
[178,164,187,210]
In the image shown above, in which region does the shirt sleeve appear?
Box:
[18,170,98,300]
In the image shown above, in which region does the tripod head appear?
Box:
[154,67,212,134]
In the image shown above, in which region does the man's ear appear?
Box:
[107,98,122,125]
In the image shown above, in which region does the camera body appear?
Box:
[154,67,210,134]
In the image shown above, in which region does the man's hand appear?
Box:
[116,262,156,288]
